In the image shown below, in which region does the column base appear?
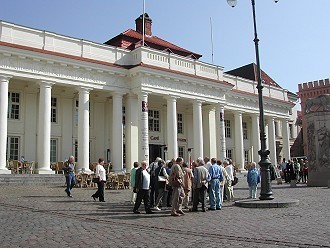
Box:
[35,168,55,174]
[0,168,12,174]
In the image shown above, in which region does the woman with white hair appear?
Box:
[247,162,261,199]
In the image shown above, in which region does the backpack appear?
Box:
[150,162,159,177]
[154,164,161,178]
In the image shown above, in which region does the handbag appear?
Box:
[231,176,238,186]
[92,177,99,183]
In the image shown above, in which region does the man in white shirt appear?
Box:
[133,161,154,214]
[204,156,212,171]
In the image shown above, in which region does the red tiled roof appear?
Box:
[105,29,202,59]
[226,63,282,88]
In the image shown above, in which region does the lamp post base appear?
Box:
[258,149,274,200]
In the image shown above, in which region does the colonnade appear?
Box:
[0,75,292,174]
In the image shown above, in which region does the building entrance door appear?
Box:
[149,144,163,164]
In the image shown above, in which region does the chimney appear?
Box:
[135,13,152,36]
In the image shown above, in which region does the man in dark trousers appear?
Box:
[133,161,154,214]
[63,156,75,197]
[149,157,161,207]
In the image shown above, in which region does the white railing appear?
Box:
[134,47,224,81]
[0,21,225,81]
[0,21,130,65]
[223,73,289,102]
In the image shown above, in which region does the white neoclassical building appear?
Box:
[0,14,297,174]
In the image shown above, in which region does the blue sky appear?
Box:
[1,0,329,94]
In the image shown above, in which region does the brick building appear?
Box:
[298,78,330,155]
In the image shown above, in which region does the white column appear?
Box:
[77,87,91,172]
[265,122,269,151]
[193,101,203,160]
[234,111,245,170]
[267,117,277,167]
[0,76,11,174]
[37,81,54,174]
[282,119,290,160]
[166,96,178,159]
[216,105,226,161]
[139,92,149,162]
[125,94,139,171]
[112,93,124,172]
[202,106,217,158]
[208,108,217,158]
[251,113,260,163]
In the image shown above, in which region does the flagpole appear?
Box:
[142,0,145,47]
[210,17,214,64]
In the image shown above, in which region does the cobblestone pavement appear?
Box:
[0,176,329,248]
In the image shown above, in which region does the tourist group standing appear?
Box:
[131,156,239,216]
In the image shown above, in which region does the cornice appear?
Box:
[0,52,129,91]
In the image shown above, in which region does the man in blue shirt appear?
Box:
[208,158,223,210]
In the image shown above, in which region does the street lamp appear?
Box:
[227,0,278,200]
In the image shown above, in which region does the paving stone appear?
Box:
[0,178,329,247]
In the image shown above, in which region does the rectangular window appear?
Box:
[148,110,160,132]
[289,124,293,138]
[243,122,248,140]
[177,113,183,134]
[8,92,20,120]
[50,139,58,162]
[225,120,231,138]
[178,146,185,159]
[75,100,79,127]
[74,140,92,163]
[244,150,249,163]
[226,149,232,160]
[7,136,20,160]
[51,97,57,123]
[275,121,279,137]
[123,143,126,168]
[122,106,126,126]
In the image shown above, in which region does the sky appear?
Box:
[1,0,329,95]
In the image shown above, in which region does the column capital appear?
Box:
[164,95,179,101]
[112,91,126,97]
[111,92,125,99]
[234,110,243,116]
[266,116,276,121]
[192,99,204,106]
[77,86,93,94]
[280,118,290,122]
[216,102,226,109]
[125,92,137,99]
[38,80,54,88]
[138,91,149,98]
[0,74,12,82]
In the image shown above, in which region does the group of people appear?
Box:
[62,155,263,213]
[280,158,308,184]
[130,156,237,216]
